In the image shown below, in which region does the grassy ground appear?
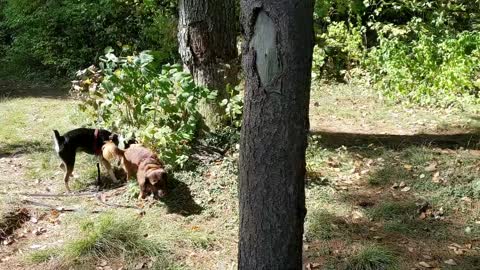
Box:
[0,80,479,269]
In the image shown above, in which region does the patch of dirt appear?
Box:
[0,208,30,243]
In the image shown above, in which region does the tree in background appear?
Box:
[177,0,238,129]
[238,0,314,269]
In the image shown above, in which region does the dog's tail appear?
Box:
[52,130,64,153]
[102,141,125,162]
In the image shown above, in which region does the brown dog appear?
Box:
[102,142,168,199]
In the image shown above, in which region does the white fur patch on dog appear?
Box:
[53,134,60,153]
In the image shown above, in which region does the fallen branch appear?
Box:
[0,191,97,198]
[95,193,141,210]
[20,199,77,212]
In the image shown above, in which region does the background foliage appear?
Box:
[313,0,480,107]
[0,0,178,77]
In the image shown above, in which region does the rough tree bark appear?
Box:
[238,1,314,269]
[178,0,238,129]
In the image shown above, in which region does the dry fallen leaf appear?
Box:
[418,261,432,268]
[404,164,413,171]
[29,244,45,250]
[134,262,145,270]
[305,262,321,270]
[401,186,411,192]
[422,255,432,260]
[444,259,457,266]
[327,157,340,168]
[431,171,441,183]
[450,243,462,249]
[424,161,438,172]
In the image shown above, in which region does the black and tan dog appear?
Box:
[53,128,119,192]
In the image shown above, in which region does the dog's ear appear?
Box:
[146,169,167,185]
[124,138,138,149]
[109,134,119,145]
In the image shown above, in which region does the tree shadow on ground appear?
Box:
[0,80,68,99]
[310,130,480,150]
[0,140,52,158]
[161,175,203,216]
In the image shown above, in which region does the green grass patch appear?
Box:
[28,248,58,263]
[367,201,417,221]
[30,213,174,269]
[399,147,434,167]
[346,245,398,270]
[306,209,343,240]
[368,165,411,186]
[0,97,97,190]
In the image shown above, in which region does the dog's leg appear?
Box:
[60,152,75,193]
[63,164,74,193]
[96,162,101,187]
[100,157,117,182]
[151,185,160,200]
[122,160,132,181]
[137,172,147,199]
[138,185,148,200]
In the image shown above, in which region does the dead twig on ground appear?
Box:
[20,199,77,212]
[95,193,142,210]
[0,191,97,198]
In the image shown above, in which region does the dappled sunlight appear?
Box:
[304,139,480,269]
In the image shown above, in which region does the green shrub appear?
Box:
[0,0,178,77]
[71,49,216,167]
[220,84,243,129]
[367,28,480,107]
[314,21,365,81]
[312,0,480,107]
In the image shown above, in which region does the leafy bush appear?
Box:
[312,0,480,107]
[71,49,216,167]
[220,84,243,129]
[313,21,365,81]
[0,0,178,77]
[367,26,480,106]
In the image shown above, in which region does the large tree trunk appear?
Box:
[238,1,314,269]
[178,0,238,129]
